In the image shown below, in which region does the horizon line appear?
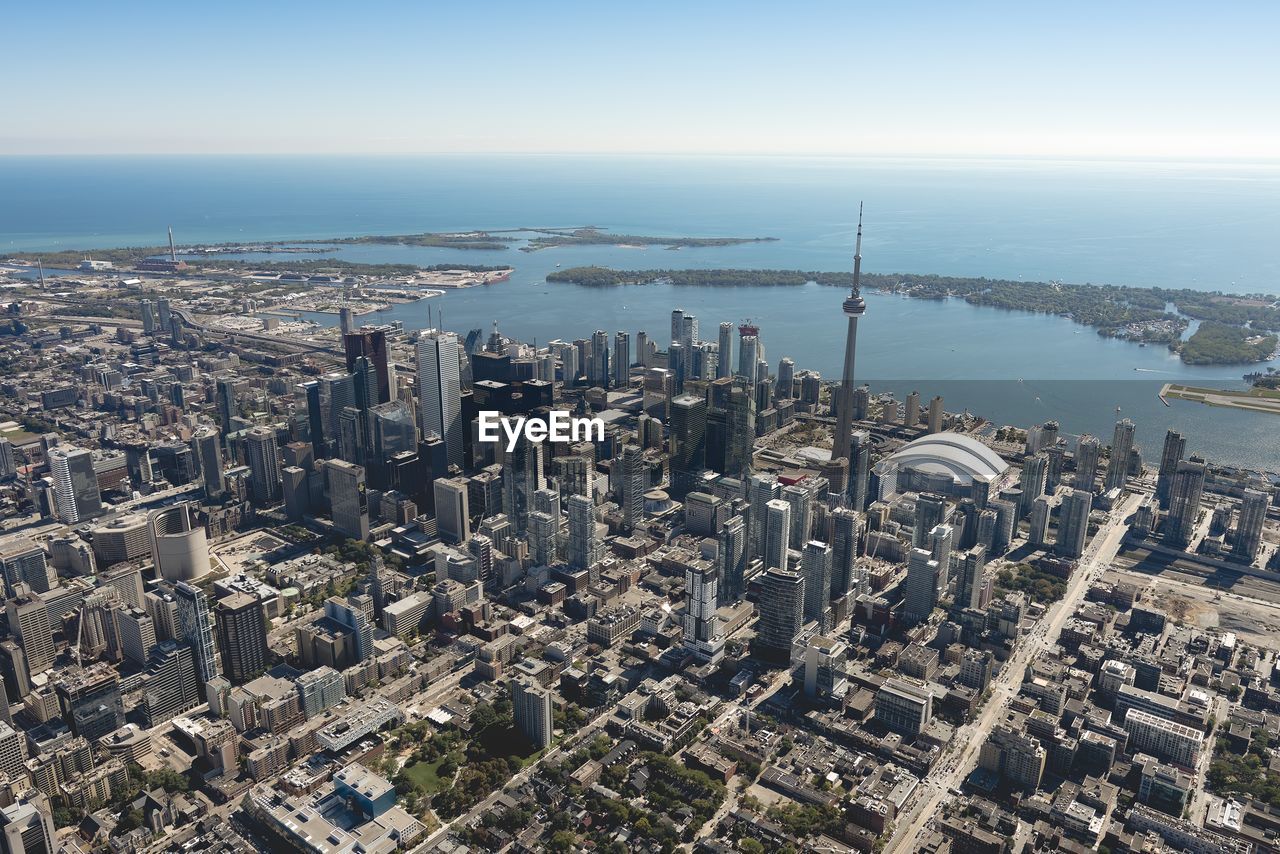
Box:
[2,150,1280,167]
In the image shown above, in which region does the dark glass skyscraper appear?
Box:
[343,327,391,404]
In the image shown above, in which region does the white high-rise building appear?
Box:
[511,677,553,749]
[566,494,602,571]
[47,446,102,524]
[717,322,733,379]
[682,563,724,664]
[764,498,791,571]
[417,329,463,469]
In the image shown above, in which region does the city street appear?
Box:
[886,492,1141,853]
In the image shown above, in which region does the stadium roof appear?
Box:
[885,433,1008,485]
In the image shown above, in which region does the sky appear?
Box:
[3,0,1277,159]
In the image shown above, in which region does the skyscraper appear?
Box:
[6,591,54,677]
[748,473,780,559]
[215,376,238,437]
[804,635,848,701]
[1058,489,1092,558]
[157,297,171,331]
[567,494,603,571]
[323,597,374,665]
[174,581,221,686]
[775,357,795,401]
[682,313,698,350]
[927,395,944,434]
[245,428,282,505]
[1155,429,1186,510]
[717,515,748,605]
[928,523,954,588]
[764,498,792,571]
[371,401,418,470]
[756,567,804,662]
[511,677,553,749]
[501,431,543,534]
[668,342,685,394]
[1105,418,1136,492]
[0,438,17,481]
[670,309,685,349]
[724,378,755,478]
[1018,454,1048,518]
[738,334,759,385]
[956,544,988,611]
[613,331,630,388]
[682,563,724,664]
[326,459,369,540]
[194,425,225,499]
[0,541,53,598]
[847,429,872,511]
[416,330,463,470]
[215,592,269,684]
[434,477,470,545]
[829,508,864,597]
[669,394,707,496]
[319,371,355,450]
[343,327,391,404]
[590,330,609,387]
[528,510,557,567]
[717,322,733,379]
[56,664,124,740]
[1164,456,1206,549]
[1075,434,1101,490]
[620,444,646,532]
[832,206,868,466]
[636,331,651,368]
[913,493,947,548]
[47,446,102,524]
[141,640,201,727]
[1233,488,1268,562]
[902,547,942,625]
[1028,496,1052,548]
[802,540,832,631]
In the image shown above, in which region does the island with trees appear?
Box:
[11,227,774,271]
[546,266,1280,365]
[516,226,776,252]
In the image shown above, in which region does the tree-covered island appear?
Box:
[546,266,1280,365]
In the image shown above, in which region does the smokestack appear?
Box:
[36,260,45,288]
[168,226,177,263]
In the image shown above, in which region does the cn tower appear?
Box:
[832,204,866,462]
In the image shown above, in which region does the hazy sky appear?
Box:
[5,1,1277,159]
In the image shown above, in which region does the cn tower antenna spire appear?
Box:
[832,203,868,468]
[852,201,863,298]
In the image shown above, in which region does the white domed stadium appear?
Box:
[877,433,1009,500]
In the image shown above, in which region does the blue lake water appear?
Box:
[4,155,1279,470]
